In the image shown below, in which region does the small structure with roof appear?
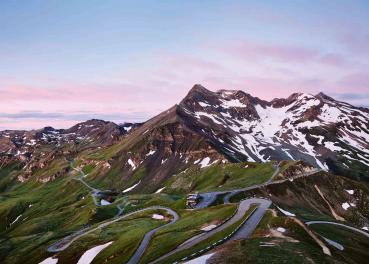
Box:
[186,193,200,208]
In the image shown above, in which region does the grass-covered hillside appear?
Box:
[1,151,369,264]
[163,161,275,194]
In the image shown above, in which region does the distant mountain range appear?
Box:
[1,85,368,187]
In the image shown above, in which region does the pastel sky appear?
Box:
[1,0,369,130]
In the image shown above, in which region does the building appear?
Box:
[186,193,200,208]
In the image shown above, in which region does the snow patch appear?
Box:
[10,214,22,226]
[194,111,223,125]
[183,253,214,264]
[282,148,294,160]
[201,224,217,231]
[276,227,286,233]
[254,104,290,140]
[345,189,354,195]
[155,187,165,193]
[221,99,246,108]
[199,101,211,108]
[39,257,58,264]
[276,206,296,217]
[77,241,113,264]
[341,202,350,210]
[146,150,156,156]
[100,199,111,206]
[311,135,324,144]
[152,214,164,220]
[199,157,211,168]
[122,181,141,193]
[127,159,136,170]
[324,141,344,152]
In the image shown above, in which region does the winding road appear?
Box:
[150,198,271,264]
[127,208,179,264]
[60,162,278,262]
[306,221,369,239]
[50,162,330,264]
[47,206,178,253]
[72,166,126,216]
[195,164,279,209]
[196,162,286,208]
[73,167,102,206]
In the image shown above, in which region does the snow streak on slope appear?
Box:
[77,241,113,264]
[181,88,369,170]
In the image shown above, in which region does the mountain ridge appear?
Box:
[1,85,368,186]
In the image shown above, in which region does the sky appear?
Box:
[1,0,369,130]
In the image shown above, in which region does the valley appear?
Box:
[1,85,368,264]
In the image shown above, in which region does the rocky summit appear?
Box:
[177,85,369,179]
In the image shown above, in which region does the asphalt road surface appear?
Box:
[196,163,280,208]
[127,208,179,264]
[150,198,271,264]
[47,206,178,253]
[232,198,271,239]
[306,221,369,239]
[195,167,320,208]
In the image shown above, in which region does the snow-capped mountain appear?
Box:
[1,84,368,185]
[177,85,369,178]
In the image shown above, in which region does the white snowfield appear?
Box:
[10,214,22,226]
[122,180,141,193]
[276,206,296,217]
[198,157,211,168]
[38,257,58,264]
[345,189,354,195]
[277,227,286,233]
[146,150,156,156]
[183,253,214,264]
[201,224,217,231]
[100,199,111,206]
[77,241,113,264]
[127,159,136,170]
[152,214,164,220]
[189,91,369,169]
[155,187,165,193]
[342,202,350,210]
[220,98,247,108]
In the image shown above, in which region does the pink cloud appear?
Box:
[318,53,348,67]
[340,32,369,55]
[0,118,78,130]
[225,41,318,63]
[1,39,369,130]
[339,72,369,89]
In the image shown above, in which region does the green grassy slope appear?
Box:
[164,162,274,194]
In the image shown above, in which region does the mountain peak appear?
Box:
[188,84,211,94]
[315,92,335,101]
